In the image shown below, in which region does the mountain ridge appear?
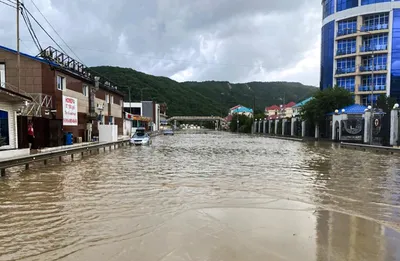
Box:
[90,66,318,116]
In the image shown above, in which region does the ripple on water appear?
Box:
[1,131,400,260]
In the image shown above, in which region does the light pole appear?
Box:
[344,28,375,144]
[237,118,239,134]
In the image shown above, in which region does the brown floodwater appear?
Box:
[1,131,400,261]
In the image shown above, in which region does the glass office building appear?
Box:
[320,0,400,105]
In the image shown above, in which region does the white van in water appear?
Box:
[130,127,151,146]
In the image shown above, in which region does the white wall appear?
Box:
[0,101,20,150]
[98,125,118,142]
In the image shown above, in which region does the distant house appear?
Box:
[231,106,253,117]
[292,97,313,118]
[265,102,296,119]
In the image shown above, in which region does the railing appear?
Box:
[341,86,355,92]
[3,82,52,117]
[336,48,357,56]
[358,85,386,92]
[360,44,388,52]
[360,24,389,32]
[337,28,357,37]
[359,64,387,72]
[336,67,356,75]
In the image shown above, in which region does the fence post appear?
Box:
[364,111,372,144]
[390,106,399,146]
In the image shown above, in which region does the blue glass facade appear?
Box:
[337,0,358,12]
[323,0,335,19]
[361,0,391,5]
[336,57,356,74]
[390,9,400,102]
[320,21,335,90]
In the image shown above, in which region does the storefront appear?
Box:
[0,88,32,158]
[124,112,152,134]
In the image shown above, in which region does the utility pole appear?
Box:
[16,0,20,92]
[370,52,375,145]
[128,86,132,114]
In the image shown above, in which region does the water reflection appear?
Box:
[0,131,399,260]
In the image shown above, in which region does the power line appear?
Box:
[29,0,82,63]
[0,0,16,9]
[21,3,69,55]
[26,0,117,87]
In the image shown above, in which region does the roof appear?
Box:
[0,87,33,102]
[232,106,253,114]
[225,114,233,122]
[284,102,296,108]
[327,104,367,115]
[230,104,242,111]
[266,105,279,111]
[0,45,59,67]
[0,45,124,97]
[293,97,313,108]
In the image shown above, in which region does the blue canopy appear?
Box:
[293,97,313,108]
[327,104,367,115]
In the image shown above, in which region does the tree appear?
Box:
[230,114,253,133]
[300,86,353,125]
[376,94,396,114]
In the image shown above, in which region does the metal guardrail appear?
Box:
[0,139,130,176]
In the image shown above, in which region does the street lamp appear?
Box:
[344,28,375,144]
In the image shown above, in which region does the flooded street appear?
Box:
[1,131,400,261]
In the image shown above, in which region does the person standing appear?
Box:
[27,121,35,149]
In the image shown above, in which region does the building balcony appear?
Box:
[358,85,387,92]
[339,86,355,92]
[360,44,388,53]
[359,64,387,72]
[337,28,357,37]
[336,67,356,75]
[336,48,356,56]
[360,24,389,33]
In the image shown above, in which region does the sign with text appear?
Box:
[62,96,78,126]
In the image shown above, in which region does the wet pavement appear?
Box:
[1,131,400,261]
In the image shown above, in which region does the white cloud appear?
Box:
[0,0,322,86]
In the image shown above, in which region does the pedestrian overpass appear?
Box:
[167,116,225,122]
[167,116,225,130]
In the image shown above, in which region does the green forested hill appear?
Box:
[91,66,318,116]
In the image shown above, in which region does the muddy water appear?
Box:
[1,131,400,261]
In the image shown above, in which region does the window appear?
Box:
[361,94,379,106]
[362,13,389,31]
[336,77,355,92]
[110,95,114,104]
[361,0,390,6]
[362,34,388,49]
[109,116,114,125]
[336,57,356,74]
[337,38,356,55]
[120,100,123,107]
[57,75,65,91]
[0,110,9,147]
[337,19,357,36]
[105,94,110,103]
[82,85,89,97]
[361,54,387,70]
[323,0,335,19]
[336,0,358,12]
[0,63,5,88]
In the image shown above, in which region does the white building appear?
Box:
[0,88,32,159]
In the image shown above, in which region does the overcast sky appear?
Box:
[0,0,321,86]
